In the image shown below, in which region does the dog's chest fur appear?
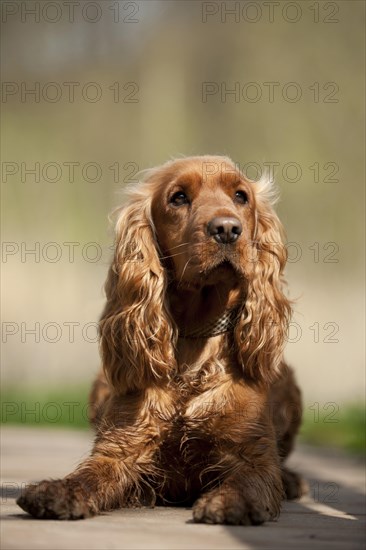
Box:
[150,354,263,504]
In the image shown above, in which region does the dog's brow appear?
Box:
[216,175,243,190]
[176,171,202,188]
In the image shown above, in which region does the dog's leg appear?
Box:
[17,392,167,520]
[269,364,306,500]
[193,443,283,526]
[189,386,284,526]
[17,430,160,519]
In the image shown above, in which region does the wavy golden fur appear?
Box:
[18,155,304,525]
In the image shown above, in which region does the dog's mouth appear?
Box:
[200,259,241,284]
[210,259,236,273]
[172,242,247,290]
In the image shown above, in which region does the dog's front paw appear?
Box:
[193,486,275,526]
[17,479,97,520]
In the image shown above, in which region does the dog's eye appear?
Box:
[234,190,249,204]
[169,191,190,207]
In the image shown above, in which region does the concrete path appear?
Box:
[1,427,365,550]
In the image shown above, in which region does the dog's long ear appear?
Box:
[99,188,177,395]
[235,175,291,384]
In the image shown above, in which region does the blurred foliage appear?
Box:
[0,386,90,430]
[300,403,366,454]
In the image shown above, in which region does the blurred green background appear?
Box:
[1,1,365,452]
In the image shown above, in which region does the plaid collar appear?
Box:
[179,308,240,339]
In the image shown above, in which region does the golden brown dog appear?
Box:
[18,155,303,525]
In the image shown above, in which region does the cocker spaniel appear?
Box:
[18,155,303,525]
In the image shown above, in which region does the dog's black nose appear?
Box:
[207,217,243,244]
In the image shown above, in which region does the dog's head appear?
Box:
[100,156,291,393]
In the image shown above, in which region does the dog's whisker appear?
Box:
[167,242,190,250]
[178,258,192,286]
[159,251,188,260]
